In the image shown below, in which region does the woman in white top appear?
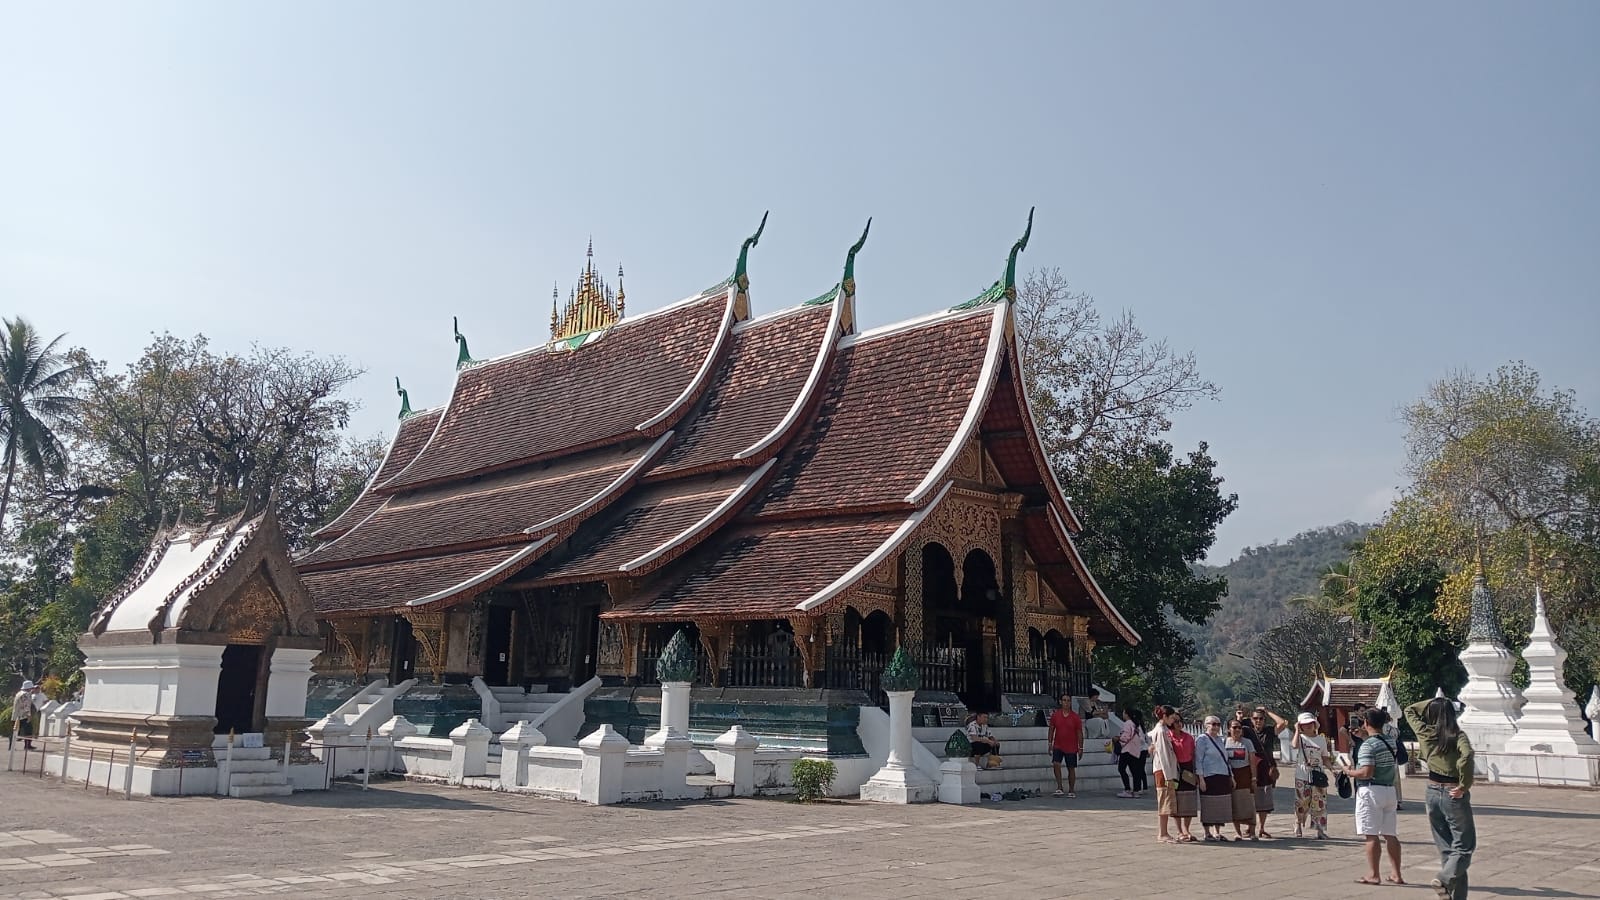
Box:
[1116,707,1148,798]
[1147,704,1189,844]
[1290,711,1332,839]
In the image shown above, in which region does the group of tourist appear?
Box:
[1144,697,1478,899]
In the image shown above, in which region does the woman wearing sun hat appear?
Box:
[1291,711,1333,839]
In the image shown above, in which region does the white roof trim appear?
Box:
[523,431,675,535]
[636,292,736,431]
[406,536,555,607]
[377,367,465,491]
[795,482,953,612]
[313,409,439,538]
[1050,504,1142,644]
[469,287,731,368]
[904,305,1007,505]
[1008,326,1084,532]
[735,296,842,461]
[621,459,777,573]
[301,495,391,559]
[838,303,996,349]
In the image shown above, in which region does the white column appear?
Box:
[447,718,491,784]
[939,758,979,804]
[498,720,545,790]
[712,725,759,796]
[652,680,692,742]
[860,689,936,804]
[578,724,629,805]
[377,715,417,774]
[265,648,321,719]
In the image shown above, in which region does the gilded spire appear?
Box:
[552,242,624,341]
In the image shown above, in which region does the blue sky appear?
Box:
[2,2,1596,561]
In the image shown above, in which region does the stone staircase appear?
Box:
[336,683,389,727]
[217,739,293,798]
[914,724,1132,796]
[488,684,565,733]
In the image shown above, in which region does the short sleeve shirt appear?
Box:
[1356,735,1397,786]
[965,721,993,741]
[1048,710,1083,752]
[1223,737,1256,769]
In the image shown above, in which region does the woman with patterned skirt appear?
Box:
[1291,711,1332,839]
[1224,718,1260,839]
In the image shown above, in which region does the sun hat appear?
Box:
[1297,712,1317,726]
[21,680,34,691]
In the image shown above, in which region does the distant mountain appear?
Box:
[1184,522,1374,661]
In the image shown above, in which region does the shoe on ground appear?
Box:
[1053,789,1064,797]
[1117,790,1133,798]
[1067,792,1077,799]
[1430,879,1450,900]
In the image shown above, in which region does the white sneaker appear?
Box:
[1116,790,1134,798]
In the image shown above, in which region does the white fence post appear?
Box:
[713,725,759,797]
[448,719,491,785]
[578,724,628,805]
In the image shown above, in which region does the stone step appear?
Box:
[228,772,289,787]
[223,747,275,761]
[229,784,293,798]
[226,759,283,775]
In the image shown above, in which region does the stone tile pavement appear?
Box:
[1,771,1596,899]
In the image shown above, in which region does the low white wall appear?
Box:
[1477,751,1600,788]
[621,748,666,801]
[393,736,454,779]
[521,747,583,795]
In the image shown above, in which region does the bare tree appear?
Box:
[1015,267,1218,466]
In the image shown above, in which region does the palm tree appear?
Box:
[0,317,88,527]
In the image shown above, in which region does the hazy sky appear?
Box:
[2,2,1596,561]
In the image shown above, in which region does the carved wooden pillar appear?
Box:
[620,622,641,682]
[695,621,732,687]
[330,618,372,681]
[404,610,449,684]
[789,616,822,689]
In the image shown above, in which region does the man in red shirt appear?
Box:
[1048,694,1085,798]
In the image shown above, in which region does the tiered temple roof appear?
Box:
[297,219,1139,645]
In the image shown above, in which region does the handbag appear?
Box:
[1336,771,1353,799]
[1301,745,1330,789]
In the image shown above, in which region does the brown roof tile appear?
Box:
[300,442,653,568]
[382,295,729,490]
[519,475,748,585]
[754,308,998,518]
[305,544,538,615]
[650,305,832,477]
[604,515,906,621]
[311,409,442,539]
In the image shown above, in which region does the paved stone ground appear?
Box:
[1,771,1596,899]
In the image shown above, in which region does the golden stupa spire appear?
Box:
[551,240,624,341]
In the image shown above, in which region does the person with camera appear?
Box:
[1350,707,1405,885]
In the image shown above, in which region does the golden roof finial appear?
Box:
[552,240,623,341]
[617,264,626,318]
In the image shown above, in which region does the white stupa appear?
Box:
[1455,571,1523,753]
[1503,588,1600,756]
[1586,686,1600,743]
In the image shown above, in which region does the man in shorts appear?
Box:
[1048,694,1084,798]
[1350,707,1403,885]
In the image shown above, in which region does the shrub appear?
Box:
[790,758,836,802]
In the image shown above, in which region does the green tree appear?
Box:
[1351,523,1465,705]
[1064,440,1238,710]
[0,317,89,529]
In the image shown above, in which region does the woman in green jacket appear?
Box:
[1405,697,1476,900]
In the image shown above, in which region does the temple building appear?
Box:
[297,213,1139,749]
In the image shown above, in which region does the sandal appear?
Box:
[1158,836,1178,844]
[1386,876,1407,885]
[1259,830,1274,839]
[1356,878,1382,885]
[1053,789,1064,797]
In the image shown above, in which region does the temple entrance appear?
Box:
[483,605,516,685]
[573,605,600,685]
[390,617,416,683]
[214,644,263,734]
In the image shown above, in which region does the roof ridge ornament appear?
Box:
[952,207,1035,311]
[396,377,414,421]
[841,217,870,301]
[453,316,475,369]
[801,219,870,334]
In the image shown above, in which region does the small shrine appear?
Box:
[63,501,325,795]
[1300,675,1401,752]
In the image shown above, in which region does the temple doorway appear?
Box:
[483,605,515,685]
[214,643,263,734]
[390,617,416,683]
[573,605,601,685]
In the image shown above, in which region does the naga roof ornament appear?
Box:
[552,241,625,342]
[953,207,1035,311]
[395,377,414,421]
[453,316,475,369]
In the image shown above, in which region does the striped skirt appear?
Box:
[1201,774,1234,825]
